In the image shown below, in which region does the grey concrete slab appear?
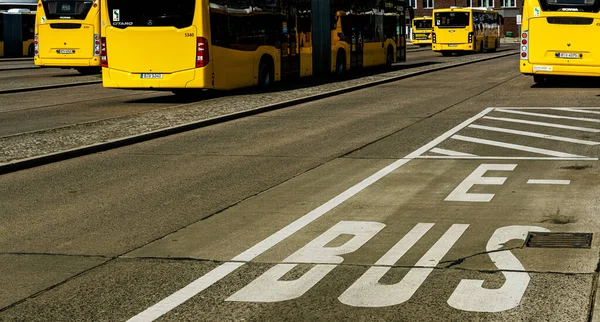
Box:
[0,254,108,310]
[0,259,591,321]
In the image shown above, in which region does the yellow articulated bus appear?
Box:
[432,7,502,56]
[411,16,432,47]
[34,0,102,74]
[520,0,600,83]
[100,0,407,94]
[0,9,35,57]
[331,9,406,73]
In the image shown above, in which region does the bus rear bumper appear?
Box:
[432,43,473,51]
[412,39,432,45]
[102,68,212,89]
[521,62,600,77]
[34,57,100,68]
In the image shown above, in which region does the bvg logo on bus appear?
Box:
[112,9,120,22]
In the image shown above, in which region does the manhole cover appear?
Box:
[525,232,592,249]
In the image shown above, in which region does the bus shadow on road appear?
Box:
[125,61,442,105]
[532,76,600,89]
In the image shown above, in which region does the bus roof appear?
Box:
[435,6,498,12]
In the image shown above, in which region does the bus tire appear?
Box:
[336,50,346,74]
[480,41,484,53]
[258,56,274,88]
[27,43,35,57]
[386,45,394,66]
[441,51,452,57]
[533,75,546,85]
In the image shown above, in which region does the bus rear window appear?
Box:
[106,0,195,29]
[414,20,432,29]
[541,0,600,12]
[435,12,470,28]
[42,0,93,20]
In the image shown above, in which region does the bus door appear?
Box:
[349,16,363,69]
[281,12,300,79]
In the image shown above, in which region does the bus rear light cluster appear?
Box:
[196,37,209,68]
[34,34,39,56]
[432,32,436,43]
[520,31,528,60]
[101,37,108,67]
[93,34,100,56]
[468,32,473,43]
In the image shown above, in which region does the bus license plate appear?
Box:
[57,49,75,54]
[557,53,579,59]
[140,74,163,79]
[448,44,457,47]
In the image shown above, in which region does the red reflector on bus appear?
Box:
[522,39,527,45]
[196,37,209,68]
[521,52,527,58]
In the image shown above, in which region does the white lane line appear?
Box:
[483,116,600,133]
[429,148,477,157]
[126,110,496,321]
[417,156,598,161]
[552,108,600,115]
[451,135,587,158]
[468,124,600,146]
[527,179,571,185]
[496,109,600,123]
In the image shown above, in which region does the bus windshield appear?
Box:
[541,0,599,12]
[106,0,195,28]
[414,20,432,29]
[42,0,93,20]
[435,12,470,28]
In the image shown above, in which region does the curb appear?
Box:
[0,80,102,95]
[0,51,518,175]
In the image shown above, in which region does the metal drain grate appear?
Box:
[525,232,593,249]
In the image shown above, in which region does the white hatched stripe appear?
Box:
[451,135,586,158]
[483,116,600,133]
[527,179,571,185]
[552,108,600,116]
[417,156,598,161]
[430,148,477,156]
[496,109,600,123]
[468,124,600,145]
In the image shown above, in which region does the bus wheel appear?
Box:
[258,57,274,87]
[27,44,35,57]
[336,50,346,74]
[386,46,394,66]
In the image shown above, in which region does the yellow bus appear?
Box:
[432,7,501,56]
[100,0,407,94]
[412,16,432,47]
[520,0,600,83]
[34,0,102,74]
[0,9,35,57]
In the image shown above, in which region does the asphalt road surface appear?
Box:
[1,55,599,321]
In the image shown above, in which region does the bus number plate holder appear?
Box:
[557,53,579,59]
[57,50,75,54]
[141,74,163,79]
[448,44,457,47]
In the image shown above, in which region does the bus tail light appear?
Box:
[34,34,39,56]
[101,37,108,67]
[468,32,473,43]
[196,37,209,68]
[520,30,528,60]
[432,32,436,43]
[93,34,101,57]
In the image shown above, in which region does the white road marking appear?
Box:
[527,179,571,185]
[468,124,600,146]
[339,224,469,307]
[451,135,587,158]
[430,148,477,156]
[445,164,517,202]
[375,223,435,266]
[483,116,600,133]
[126,109,497,321]
[448,226,549,312]
[418,156,598,161]
[551,108,600,116]
[496,109,600,123]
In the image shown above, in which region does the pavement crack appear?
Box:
[439,247,522,269]
[0,251,113,259]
